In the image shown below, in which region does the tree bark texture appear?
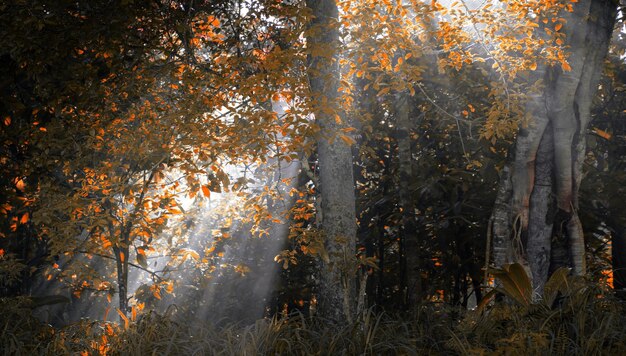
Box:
[491,0,617,291]
[306,0,357,322]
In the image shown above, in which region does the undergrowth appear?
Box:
[2,277,626,355]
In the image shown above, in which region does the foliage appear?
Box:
[454,265,626,354]
[4,277,626,355]
[0,0,625,353]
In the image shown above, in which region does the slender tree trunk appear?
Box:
[612,227,626,297]
[306,0,357,322]
[395,91,421,307]
[490,0,617,289]
[113,244,129,315]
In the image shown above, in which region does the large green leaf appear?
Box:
[542,267,570,307]
[487,263,532,307]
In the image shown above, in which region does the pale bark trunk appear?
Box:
[490,0,616,290]
[306,0,357,322]
[526,126,555,295]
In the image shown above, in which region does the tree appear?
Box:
[490,0,618,292]
[0,0,311,317]
[305,0,357,321]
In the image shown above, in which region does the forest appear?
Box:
[2,0,626,354]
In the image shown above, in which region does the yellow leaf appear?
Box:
[187,249,200,260]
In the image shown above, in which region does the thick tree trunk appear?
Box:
[490,0,616,290]
[395,91,421,307]
[306,0,357,322]
[526,126,555,295]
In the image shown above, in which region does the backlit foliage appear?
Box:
[0,2,624,353]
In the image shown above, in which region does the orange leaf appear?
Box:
[116,308,130,329]
[3,116,10,126]
[15,179,25,191]
[562,62,571,71]
[120,252,125,263]
[555,23,563,31]
[339,135,356,146]
[201,185,211,198]
[594,128,612,140]
[20,212,29,224]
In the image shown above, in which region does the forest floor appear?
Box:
[3,279,626,355]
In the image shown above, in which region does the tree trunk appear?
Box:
[613,227,626,297]
[306,0,357,322]
[490,0,617,290]
[114,244,129,315]
[395,91,421,307]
